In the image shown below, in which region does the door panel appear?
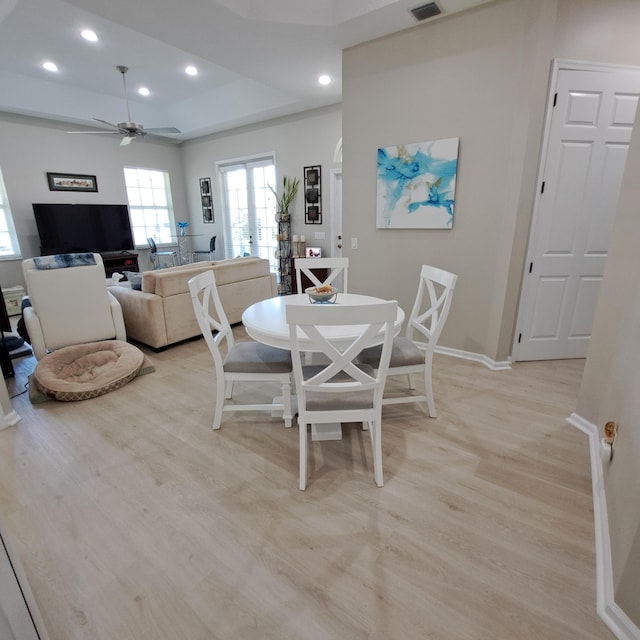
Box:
[571,277,602,336]
[529,277,566,339]
[515,64,640,361]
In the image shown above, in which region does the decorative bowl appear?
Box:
[306,286,338,304]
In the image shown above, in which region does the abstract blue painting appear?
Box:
[376,137,459,229]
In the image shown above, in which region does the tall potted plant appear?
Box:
[270,175,299,295]
[270,176,300,221]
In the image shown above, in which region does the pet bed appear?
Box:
[33,340,144,401]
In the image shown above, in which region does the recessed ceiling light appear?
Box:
[81,29,98,42]
[42,61,58,72]
[138,87,150,96]
[318,74,331,86]
[185,65,198,76]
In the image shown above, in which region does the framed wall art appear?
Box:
[376,137,459,229]
[47,172,98,192]
[200,177,214,223]
[304,165,322,224]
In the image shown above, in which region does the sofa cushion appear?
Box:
[145,265,211,297]
[141,257,271,297]
[213,257,271,286]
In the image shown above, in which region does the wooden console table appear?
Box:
[291,258,329,294]
[101,252,139,278]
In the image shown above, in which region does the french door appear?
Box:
[220,157,277,271]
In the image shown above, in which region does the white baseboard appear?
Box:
[0,410,20,431]
[434,345,512,370]
[567,412,640,640]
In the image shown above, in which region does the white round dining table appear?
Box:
[242,293,405,351]
[242,293,404,441]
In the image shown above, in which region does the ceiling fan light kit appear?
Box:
[66,65,180,145]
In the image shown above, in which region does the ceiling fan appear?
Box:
[67,65,181,145]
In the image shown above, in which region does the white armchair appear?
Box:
[22,253,126,360]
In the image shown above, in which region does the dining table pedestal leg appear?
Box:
[272,395,342,440]
[311,423,342,441]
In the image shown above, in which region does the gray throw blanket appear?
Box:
[33,253,96,269]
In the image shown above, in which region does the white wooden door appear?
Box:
[330,168,345,290]
[330,169,343,258]
[514,62,640,361]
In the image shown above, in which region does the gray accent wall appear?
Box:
[342,0,640,363]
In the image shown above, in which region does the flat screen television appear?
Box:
[32,203,135,255]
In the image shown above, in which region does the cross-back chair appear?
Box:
[188,270,293,430]
[287,300,397,490]
[358,264,457,417]
[295,257,349,294]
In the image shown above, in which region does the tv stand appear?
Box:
[101,252,139,277]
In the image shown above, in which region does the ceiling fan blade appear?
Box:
[67,130,119,135]
[73,68,172,144]
[93,117,120,130]
[146,127,181,134]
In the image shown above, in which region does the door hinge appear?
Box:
[541,181,545,194]
[529,262,533,274]
[518,333,522,343]
[553,92,558,107]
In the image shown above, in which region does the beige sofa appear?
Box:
[109,257,276,350]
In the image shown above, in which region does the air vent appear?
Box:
[410,1,442,21]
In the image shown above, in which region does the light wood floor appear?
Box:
[0,330,615,640]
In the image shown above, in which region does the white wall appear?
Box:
[180,105,341,258]
[0,113,187,287]
[576,107,640,628]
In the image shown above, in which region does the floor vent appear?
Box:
[410,2,443,21]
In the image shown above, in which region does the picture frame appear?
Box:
[200,177,214,223]
[306,205,320,222]
[305,168,319,185]
[304,165,322,224]
[47,172,98,192]
[200,177,211,196]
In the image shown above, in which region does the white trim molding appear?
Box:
[435,345,512,371]
[0,376,20,431]
[567,412,640,640]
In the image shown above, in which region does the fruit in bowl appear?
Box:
[305,285,338,303]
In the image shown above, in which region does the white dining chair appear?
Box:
[188,270,293,430]
[358,264,457,417]
[287,300,397,490]
[295,257,349,293]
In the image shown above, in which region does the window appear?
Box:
[0,168,20,259]
[123,167,175,247]
[219,156,278,271]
